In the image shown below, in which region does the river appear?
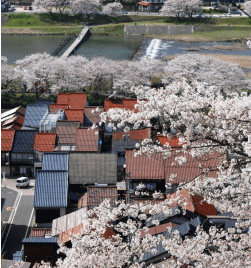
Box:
[1,34,251,65]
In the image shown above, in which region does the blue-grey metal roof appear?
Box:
[12,130,37,153]
[209,218,237,229]
[13,251,24,261]
[42,153,69,171]
[35,100,54,106]
[34,171,68,208]
[22,237,58,244]
[23,105,49,128]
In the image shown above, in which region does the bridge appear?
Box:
[61,27,90,58]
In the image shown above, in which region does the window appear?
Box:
[20,167,26,174]
[11,153,17,161]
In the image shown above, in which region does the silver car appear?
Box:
[16,177,30,188]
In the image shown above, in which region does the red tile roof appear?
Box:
[84,107,104,124]
[33,133,56,152]
[57,93,87,109]
[78,186,118,210]
[138,1,152,6]
[50,104,69,113]
[76,128,99,152]
[29,228,52,237]
[104,98,138,112]
[65,109,84,124]
[126,149,222,183]
[141,222,177,238]
[1,129,15,151]
[56,121,80,146]
[167,190,217,217]
[113,128,151,140]
[157,136,184,147]
[2,114,24,129]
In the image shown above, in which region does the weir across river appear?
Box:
[61,27,90,58]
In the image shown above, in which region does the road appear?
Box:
[1,178,35,260]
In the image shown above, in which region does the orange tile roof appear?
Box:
[104,98,138,112]
[113,128,151,140]
[65,109,84,124]
[141,222,178,238]
[33,133,56,152]
[1,129,15,151]
[126,149,223,183]
[76,128,99,152]
[157,136,184,147]
[50,104,69,113]
[57,93,87,109]
[138,1,152,6]
[167,190,217,217]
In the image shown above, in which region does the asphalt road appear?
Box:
[2,195,34,260]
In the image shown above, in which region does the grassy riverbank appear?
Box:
[2,13,251,41]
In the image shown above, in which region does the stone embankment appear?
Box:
[124,25,204,35]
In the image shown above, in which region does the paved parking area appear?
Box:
[2,178,35,196]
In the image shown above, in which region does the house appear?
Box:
[50,104,69,113]
[1,106,26,130]
[33,133,57,176]
[21,237,59,266]
[41,152,69,171]
[56,92,87,109]
[33,170,68,224]
[39,109,65,132]
[125,148,222,195]
[138,0,165,12]
[83,107,104,127]
[68,153,117,186]
[78,185,118,210]
[1,129,15,176]
[34,100,54,107]
[112,128,151,166]
[22,105,49,130]
[75,128,100,153]
[65,109,84,125]
[55,121,80,151]
[11,130,37,176]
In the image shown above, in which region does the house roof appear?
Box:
[22,237,58,244]
[34,133,56,152]
[83,107,104,125]
[126,149,221,183]
[113,128,151,140]
[76,128,99,152]
[141,222,178,238]
[52,207,87,236]
[138,1,152,6]
[34,170,68,208]
[42,153,68,171]
[12,130,37,153]
[1,114,24,129]
[1,106,25,122]
[1,129,15,151]
[157,136,183,147]
[78,186,117,210]
[166,190,217,217]
[104,98,138,112]
[29,228,52,237]
[56,121,80,146]
[22,105,49,129]
[57,93,87,109]
[50,103,69,113]
[65,109,84,124]
[69,153,117,185]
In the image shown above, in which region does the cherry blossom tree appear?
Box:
[33,0,70,16]
[69,0,101,16]
[162,53,250,93]
[243,1,251,15]
[160,0,202,18]
[102,2,123,17]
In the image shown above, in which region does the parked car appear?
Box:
[28,6,32,10]
[195,13,202,18]
[121,10,128,15]
[10,6,16,11]
[23,6,27,10]
[16,177,30,188]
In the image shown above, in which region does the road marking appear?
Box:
[1,191,22,254]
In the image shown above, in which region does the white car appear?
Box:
[16,177,30,188]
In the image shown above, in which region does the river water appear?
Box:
[1,34,251,64]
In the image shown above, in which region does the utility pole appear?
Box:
[126,171,131,204]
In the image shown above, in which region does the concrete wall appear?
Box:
[124,25,199,35]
